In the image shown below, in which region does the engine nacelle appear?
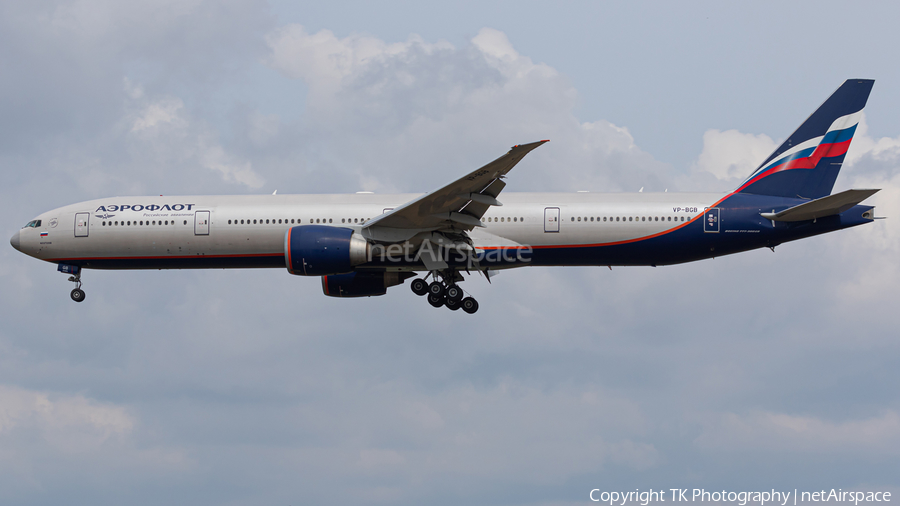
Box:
[321,271,414,298]
[285,225,369,276]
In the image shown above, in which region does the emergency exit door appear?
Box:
[544,207,560,232]
[194,211,210,235]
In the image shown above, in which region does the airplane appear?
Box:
[10,79,880,314]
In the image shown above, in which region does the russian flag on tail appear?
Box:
[737,79,874,199]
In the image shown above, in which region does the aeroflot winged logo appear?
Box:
[95,204,196,212]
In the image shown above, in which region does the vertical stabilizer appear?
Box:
[736,79,874,199]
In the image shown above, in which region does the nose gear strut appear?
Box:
[58,264,85,302]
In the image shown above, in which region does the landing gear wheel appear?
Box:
[411,278,428,296]
[427,281,445,298]
[446,285,463,303]
[445,297,461,311]
[461,297,478,314]
[70,288,86,302]
[427,293,445,308]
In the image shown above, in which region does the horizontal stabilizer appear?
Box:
[760,189,879,222]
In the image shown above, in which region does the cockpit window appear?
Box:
[22,220,41,228]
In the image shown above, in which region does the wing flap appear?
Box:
[760,188,879,222]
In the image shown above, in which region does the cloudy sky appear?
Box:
[2,1,899,505]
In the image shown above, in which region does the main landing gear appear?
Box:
[410,271,479,314]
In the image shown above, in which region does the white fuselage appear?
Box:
[13,191,725,270]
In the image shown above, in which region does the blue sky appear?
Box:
[1,1,899,505]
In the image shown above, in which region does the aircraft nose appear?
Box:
[10,230,20,251]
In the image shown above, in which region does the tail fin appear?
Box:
[736,79,874,199]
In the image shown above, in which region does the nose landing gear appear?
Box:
[58,264,85,302]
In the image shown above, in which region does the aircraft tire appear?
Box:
[427,281,445,298]
[428,293,445,308]
[461,297,478,314]
[70,288,86,302]
[446,285,463,303]
[445,297,461,311]
[411,278,428,296]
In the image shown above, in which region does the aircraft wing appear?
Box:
[362,140,548,241]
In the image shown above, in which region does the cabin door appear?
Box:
[194,211,210,236]
[544,207,560,233]
[74,213,90,237]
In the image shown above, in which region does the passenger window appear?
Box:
[513,217,517,222]
[329,219,333,223]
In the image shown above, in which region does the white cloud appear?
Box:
[263,26,669,194]
[0,384,192,498]
[0,384,133,446]
[265,25,455,108]
[845,115,900,167]
[692,129,778,182]
[123,83,266,189]
[130,97,186,133]
[695,410,900,454]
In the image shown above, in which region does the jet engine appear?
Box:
[285,225,369,276]
[321,271,415,298]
